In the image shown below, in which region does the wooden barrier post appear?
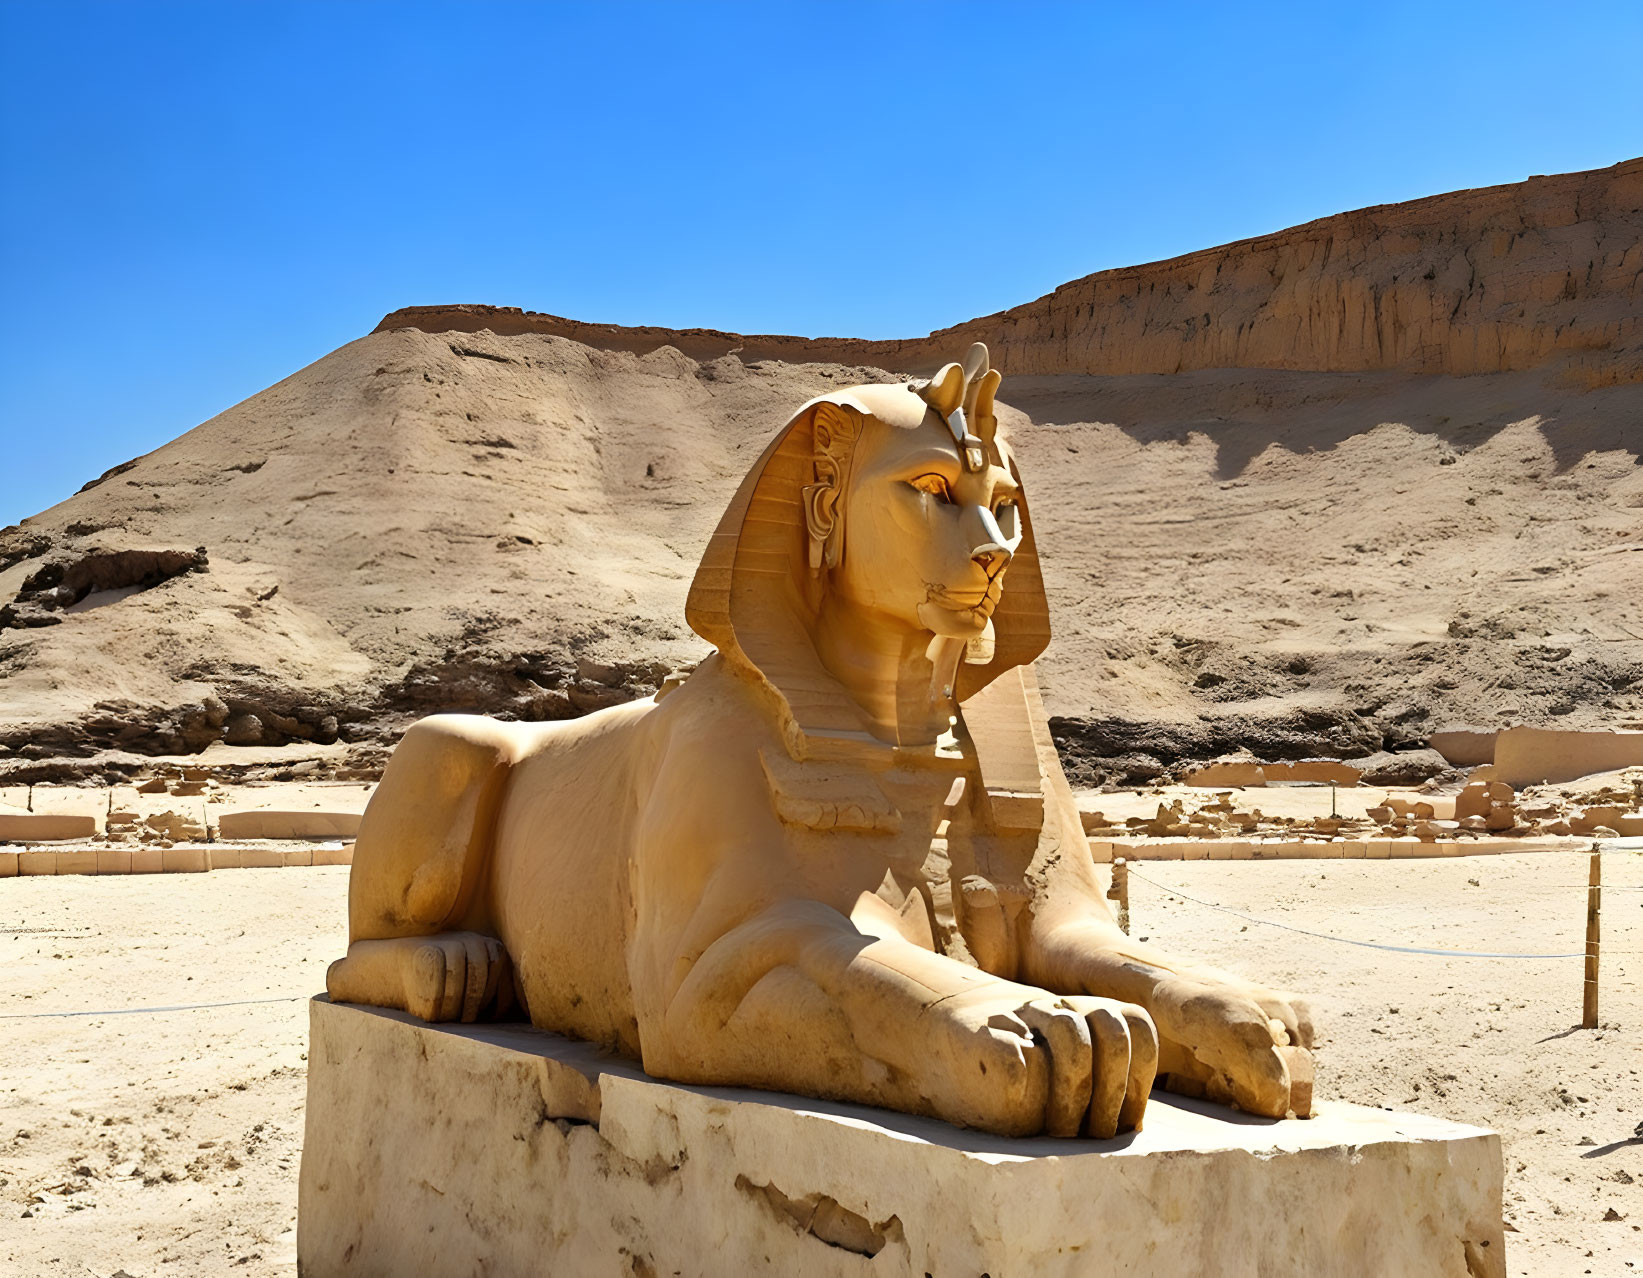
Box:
[1107,857,1130,935]
[1583,847,1601,1029]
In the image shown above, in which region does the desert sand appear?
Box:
[2,843,1638,1277]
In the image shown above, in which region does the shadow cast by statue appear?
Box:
[1002,367,1643,481]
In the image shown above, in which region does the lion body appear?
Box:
[346,654,990,1073]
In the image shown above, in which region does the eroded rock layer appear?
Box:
[381,159,1643,386]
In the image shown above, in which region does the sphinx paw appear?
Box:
[406,932,512,1023]
[969,993,1157,1138]
[1151,975,1313,1118]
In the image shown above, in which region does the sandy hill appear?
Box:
[3,160,1640,782]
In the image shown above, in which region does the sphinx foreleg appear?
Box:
[326,713,527,1023]
[1022,901,1314,1119]
[327,931,516,1023]
[645,899,1155,1138]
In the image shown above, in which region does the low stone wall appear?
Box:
[216,810,362,839]
[1426,726,1643,785]
[1180,760,1366,787]
[1087,835,1578,862]
[1429,730,1499,767]
[0,813,98,841]
[0,842,353,876]
[1493,727,1643,787]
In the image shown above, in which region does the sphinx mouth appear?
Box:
[927,580,1004,620]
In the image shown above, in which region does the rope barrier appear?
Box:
[0,995,307,1020]
[1126,867,1590,959]
[1,926,94,935]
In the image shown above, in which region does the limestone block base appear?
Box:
[299,999,1505,1278]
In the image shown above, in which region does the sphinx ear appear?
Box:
[802,480,840,571]
[803,402,856,572]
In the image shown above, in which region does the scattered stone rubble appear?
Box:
[1083,768,1643,848]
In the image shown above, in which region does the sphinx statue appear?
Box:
[327,345,1314,1138]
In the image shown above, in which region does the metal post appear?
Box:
[1583,847,1601,1029]
[1107,857,1131,936]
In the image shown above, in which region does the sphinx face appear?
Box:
[833,410,1024,642]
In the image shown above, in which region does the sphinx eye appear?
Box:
[910,474,954,503]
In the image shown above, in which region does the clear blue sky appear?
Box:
[2,1,1639,528]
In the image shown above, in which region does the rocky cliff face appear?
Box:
[960,158,1643,385]
[382,158,1643,385]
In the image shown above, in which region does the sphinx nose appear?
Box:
[972,544,1011,577]
[969,506,1015,578]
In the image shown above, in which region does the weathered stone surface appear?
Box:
[1261,760,1362,786]
[299,999,1505,1278]
[0,546,208,631]
[0,812,96,841]
[1183,760,1267,787]
[1429,730,1498,767]
[142,809,204,840]
[216,809,361,839]
[314,842,354,866]
[160,845,207,873]
[1354,748,1455,786]
[1493,726,1643,787]
[129,846,163,873]
[52,848,97,875]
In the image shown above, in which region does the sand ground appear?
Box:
[2,852,1639,1277]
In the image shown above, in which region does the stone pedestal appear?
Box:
[298,998,1505,1277]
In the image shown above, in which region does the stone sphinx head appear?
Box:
[687,344,1050,754]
